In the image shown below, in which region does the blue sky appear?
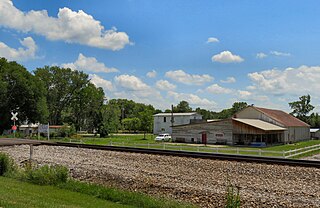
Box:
[1,0,320,112]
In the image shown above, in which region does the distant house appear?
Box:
[310,128,320,139]
[19,124,39,135]
[153,112,202,134]
[171,106,310,145]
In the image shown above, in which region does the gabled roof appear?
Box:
[253,106,309,127]
[153,112,200,117]
[233,118,286,131]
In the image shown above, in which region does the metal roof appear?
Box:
[233,118,286,131]
[153,112,200,116]
[310,128,320,133]
[253,107,309,127]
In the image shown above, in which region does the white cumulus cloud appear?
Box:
[256,52,267,59]
[89,74,114,91]
[220,77,236,83]
[165,70,213,85]
[115,74,150,91]
[168,91,217,110]
[146,70,157,78]
[248,65,320,96]
[156,80,176,91]
[62,53,118,73]
[206,84,232,94]
[211,51,244,63]
[0,0,131,50]
[206,37,219,43]
[0,37,37,61]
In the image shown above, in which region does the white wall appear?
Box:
[153,114,202,134]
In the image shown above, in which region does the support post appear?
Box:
[29,144,33,160]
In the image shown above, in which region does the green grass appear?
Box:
[57,180,196,208]
[0,176,133,208]
[263,140,320,151]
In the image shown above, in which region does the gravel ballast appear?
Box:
[1,145,319,208]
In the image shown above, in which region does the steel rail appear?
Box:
[44,142,320,168]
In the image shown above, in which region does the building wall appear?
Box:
[236,107,310,143]
[172,120,233,145]
[153,114,202,134]
[286,127,310,142]
[235,107,284,127]
[314,131,320,139]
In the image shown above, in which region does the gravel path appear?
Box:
[1,145,319,208]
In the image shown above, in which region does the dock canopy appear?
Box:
[232,118,286,131]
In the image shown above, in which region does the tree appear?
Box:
[174,101,192,113]
[309,113,320,128]
[66,83,104,131]
[34,66,92,127]
[138,110,153,139]
[98,103,121,137]
[122,117,141,133]
[0,58,48,134]
[231,102,248,114]
[289,95,314,123]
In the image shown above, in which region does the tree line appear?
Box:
[0,57,319,137]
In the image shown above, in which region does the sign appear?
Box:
[11,112,18,121]
[12,125,17,131]
[38,124,49,133]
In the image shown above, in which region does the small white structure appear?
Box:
[310,128,320,139]
[153,112,202,134]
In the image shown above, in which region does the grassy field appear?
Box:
[0,177,133,208]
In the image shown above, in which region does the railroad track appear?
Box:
[44,142,320,168]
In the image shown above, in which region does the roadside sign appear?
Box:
[12,125,17,131]
[38,124,49,133]
[11,112,18,121]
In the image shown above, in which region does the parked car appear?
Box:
[155,134,171,142]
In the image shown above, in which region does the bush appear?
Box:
[0,153,16,176]
[22,164,69,185]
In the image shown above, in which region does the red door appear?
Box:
[202,133,207,145]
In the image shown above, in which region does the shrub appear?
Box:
[0,153,16,176]
[23,164,69,185]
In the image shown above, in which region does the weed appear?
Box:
[0,153,16,176]
[225,181,241,208]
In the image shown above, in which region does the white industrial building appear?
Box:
[153,112,202,134]
[172,106,310,145]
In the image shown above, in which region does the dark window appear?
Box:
[163,117,166,122]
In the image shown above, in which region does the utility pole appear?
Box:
[171,105,174,138]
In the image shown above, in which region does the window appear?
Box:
[163,117,166,122]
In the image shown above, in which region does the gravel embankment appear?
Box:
[305,153,320,161]
[1,145,319,208]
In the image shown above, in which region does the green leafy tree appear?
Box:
[66,83,104,131]
[0,58,48,134]
[231,102,248,114]
[98,103,121,137]
[289,95,314,123]
[34,66,89,125]
[174,101,192,113]
[122,117,141,133]
[138,110,153,139]
[309,113,320,127]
